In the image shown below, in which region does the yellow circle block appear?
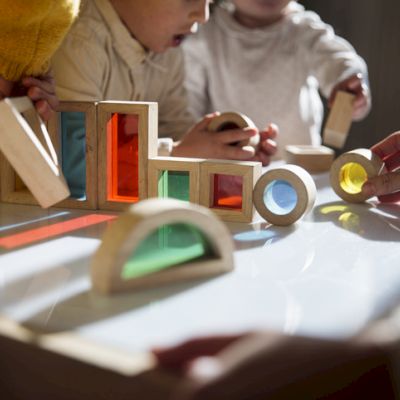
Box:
[339,162,368,194]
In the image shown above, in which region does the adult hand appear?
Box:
[329,73,371,121]
[362,131,400,202]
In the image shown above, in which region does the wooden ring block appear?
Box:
[253,164,316,226]
[284,145,335,173]
[91,198,234,295]
[330,148,384,203]
[208,111,260,148]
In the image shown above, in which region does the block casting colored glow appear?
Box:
[107,113,139,202]
[158,170,190,201]
[213,174,243,210]
[121,223,214,280]
[264,180,298,215]
[339,162,368,194]
[0,214,116,250]
[61,112,86,199]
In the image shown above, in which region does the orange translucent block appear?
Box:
[213,174,243,210]
[107,113,139,202]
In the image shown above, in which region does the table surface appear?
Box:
[0,170,399,375]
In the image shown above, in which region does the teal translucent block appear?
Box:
[61,112,86,199]
[158,170,190,201]
[121,223,214,280]
[264,180,298,215]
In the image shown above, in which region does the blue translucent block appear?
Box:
[264,180,298,215]
[121,223,214,280]
[61,112,86,199]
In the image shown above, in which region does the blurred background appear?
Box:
[301,0,400,152]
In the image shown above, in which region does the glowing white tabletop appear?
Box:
[0,171,399,376]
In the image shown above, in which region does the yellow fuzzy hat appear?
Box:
[0,0,80,81]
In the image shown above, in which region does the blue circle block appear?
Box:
[264,180,298,215]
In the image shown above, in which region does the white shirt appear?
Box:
[183,2,369,157]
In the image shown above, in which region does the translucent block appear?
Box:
[264,179,298,215]
[121,223,214,280]
[61,112,86,199]
[339,162,367,194]
[158,170,190,201]
[107,113,139,202]
[213,174,243,210]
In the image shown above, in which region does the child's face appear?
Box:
[111,0,212,53]
[232,0,292,27]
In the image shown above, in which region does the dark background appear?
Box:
[301,0,400,152]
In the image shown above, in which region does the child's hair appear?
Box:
[0,0,80,81]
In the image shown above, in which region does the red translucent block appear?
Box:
[107,113,139,202]
[213,174,243,210]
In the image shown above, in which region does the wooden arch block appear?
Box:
[0,97,70,208]
[91,198,234,295]
[253,164,316,226]
[208,111,260,149]
[330,148,384,203]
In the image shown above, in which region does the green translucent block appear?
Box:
[61,112,86,199]
[158,170,190,201]
[121,223,214,280]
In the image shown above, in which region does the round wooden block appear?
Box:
[330,148,384,203]
[208,111,260,148]
[253,164,316,226]
[91,198,234,294]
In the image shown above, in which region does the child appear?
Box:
[0,0,80,121]
[51,0,277,195]
[183,0,371,158]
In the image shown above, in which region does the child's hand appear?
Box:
[362,131,400,203]
[249,123,278,166]
[329,73,371,121]
[171,113,257,160]
[21,72,59,122]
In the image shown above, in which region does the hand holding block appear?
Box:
[323,91,355,149]
[285,145,335,173]
[330,148,385,203]
[91,198,234,295]
[253,165,316,226]
[208,111,260,149]
[0,97,70,208]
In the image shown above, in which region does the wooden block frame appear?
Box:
[330,148,385,203]
[97,101,158,211]
[199,159,262,223]
[0,97,70,208]
[253,164,316,226]
[323,91,355,149]
[148,157,204,203]
[91,198,234,295]
[284,145,335,173]
[47,101,98,209]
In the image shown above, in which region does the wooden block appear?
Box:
[330,148,385,203]
[285,145,335,173]
[148,157,204,203]
[323,91,355,149]
[47,101,98,209]
[0,97,70,208]
[97,101,158,211]
[253,164,316,226]
[208,111,260,149]
[91,198,234,294]
[199,159,262,223]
